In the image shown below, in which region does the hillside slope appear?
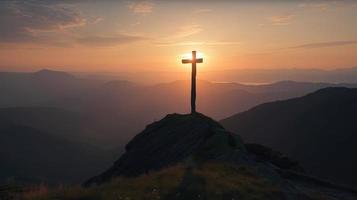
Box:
[85,113,246,185]
[0,122,112,184]
[221,87,357,186]
[0,107,88,142]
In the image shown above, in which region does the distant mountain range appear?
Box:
[221,87,357,186]
[76,66,357,84]
[0,69,99,108]
[1,69,357,148]
[200,67,357,84]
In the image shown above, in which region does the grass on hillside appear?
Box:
[15,162,284,200]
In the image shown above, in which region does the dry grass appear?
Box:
[22,184,49,200]
[194,163,284,200]
[17,162,285,200]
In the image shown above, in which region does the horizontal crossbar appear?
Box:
[181,58,203,64]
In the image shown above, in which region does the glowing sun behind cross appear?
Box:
[181,52,205,61]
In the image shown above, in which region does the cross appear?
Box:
[182,50,203,114]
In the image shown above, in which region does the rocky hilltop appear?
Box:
[83,112,357,200]
[86,113,246,185]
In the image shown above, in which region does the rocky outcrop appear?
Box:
[85,113,245,185]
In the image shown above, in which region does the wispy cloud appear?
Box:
[299,3,329,11]
[0,1,146,48]
[0,0,86,44]
[171,25,203,39]
[128,1,154,14]
[155,41,240,47]
[269,14,294,26]
[76,34,148,47]
[90,17,104,25]
[192,8,212,14]
[289,40,357,49]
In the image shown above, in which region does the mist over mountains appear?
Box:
[76,67,357,84]
[1,69,357,184]
[1,69,357,147]
[202,67,357,84]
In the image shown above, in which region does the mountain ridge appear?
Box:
[221,87,357,186]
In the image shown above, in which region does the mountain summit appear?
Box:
[86,113,245,185]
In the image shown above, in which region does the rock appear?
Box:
[245,143,303,172]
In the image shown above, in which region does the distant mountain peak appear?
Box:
[33,69,75,79]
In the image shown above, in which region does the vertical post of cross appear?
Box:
[191,51,197,114]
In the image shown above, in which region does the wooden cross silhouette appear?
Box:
[182,51,203,114]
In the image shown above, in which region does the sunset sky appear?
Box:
[0,0,357,73]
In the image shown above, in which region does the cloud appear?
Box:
[269,14,294,26]
[299,3,329,11]
[205,41,240,46]
[0,0,86,44]
[90,17,104,25]
[155,41,240,47]
[0,1,147,47]
[289,40,357,49]
[76,34,148,47]
[192,8,212,14]
[128,1,154,14]
[171,25,203,39]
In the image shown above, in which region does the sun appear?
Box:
[181,51,205,60]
